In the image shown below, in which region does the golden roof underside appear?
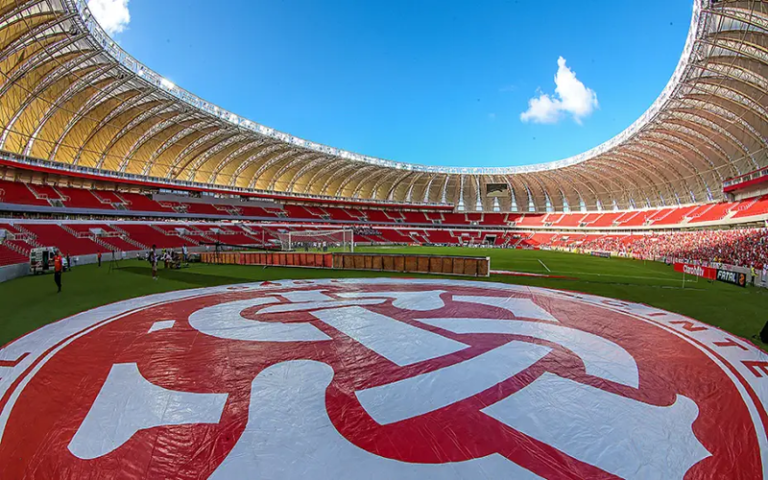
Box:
[0,0,766,210]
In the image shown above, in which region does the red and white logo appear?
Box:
[674,262,718,280]
[0,279,766,479]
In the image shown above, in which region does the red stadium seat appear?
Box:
[0,244,27,266]
[21,224,110,256]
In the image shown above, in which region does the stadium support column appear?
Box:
[351,229,354,253]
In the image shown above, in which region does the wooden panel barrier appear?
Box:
[201,251,489,277]
[332,253,490,277]
[200,251,333,269]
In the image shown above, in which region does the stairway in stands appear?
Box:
[109,226,148,250]
[149,224,201,247]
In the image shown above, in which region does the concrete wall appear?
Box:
[0,262,30,283]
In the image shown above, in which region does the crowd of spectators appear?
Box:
[576,228,768,270]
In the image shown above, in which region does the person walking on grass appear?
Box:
[53,251,63,293]
[150,245,158,281]
[98,251,102,267]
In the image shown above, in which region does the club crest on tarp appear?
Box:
[0,279,766,479]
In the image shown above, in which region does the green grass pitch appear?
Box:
[0,246,765,349]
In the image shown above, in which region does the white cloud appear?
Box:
[88,0,131,36]
[520,57,598,125]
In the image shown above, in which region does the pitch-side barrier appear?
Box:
[201,252,490,277]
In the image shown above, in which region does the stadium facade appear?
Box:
[0,0,766,211]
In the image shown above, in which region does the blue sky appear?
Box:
[91,0,692,168]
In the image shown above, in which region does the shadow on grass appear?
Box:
[119,266,254,286]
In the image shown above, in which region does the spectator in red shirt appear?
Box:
[53,252,62,293]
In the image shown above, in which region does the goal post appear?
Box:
[279,228,355,252]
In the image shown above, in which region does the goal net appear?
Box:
[278,228,355,252]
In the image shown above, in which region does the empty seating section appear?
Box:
[101,237,141,252]
[733,196,768,218]
[185,203,222,215]
[403,212,428,224]
[377,229,411,243]
[57,187,106,209]
[190,225,228,236]
[324,208,357,221]
[237,225,267,238]
[0,180,49,205]
[22,224,109,255]
[263,206,285,215]
[91,190,124,204]
[216,232,263,245]
[425,212,444,222]
[688,203,734,223]
[646,209,672,224]
[117,224,196,249]
[282,205,313,219]
[6,239,36,254]
[209,204,238,215]
[441,213,468,225]
[653,206,697,225]
[545,214,565,225]
[363,210,390,223]
[579,213,602,226]
[644,208,673,225]
[241,206,281,218]
[483,214,507,225]
[619,210,660,227]
[153,224,186,233]
[304,206,329,218]
[684,204,715,221]
[189,225,261,245]
[0,244,26,266]
[516,214,547,227]
[384,210,405,221]
[340,208,367,220]
[60,224,142,252]
[239,206,283,218]
[589,212,623,227]
[555,213,587,227]
[425,229,455,244]
[118,192,170,212]
[65,224,113,235]
[157,201,184,212]
[26,184,64,200]
[0,223,22,234]
[406,230,431,243]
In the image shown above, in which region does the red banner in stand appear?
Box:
[674,262,718,280]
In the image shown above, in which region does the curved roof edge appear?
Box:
[67,0,705,176]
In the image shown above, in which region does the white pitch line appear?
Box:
[537,259,551,273]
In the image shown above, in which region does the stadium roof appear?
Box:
[0,0,766,210]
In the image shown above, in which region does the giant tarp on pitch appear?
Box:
[0,279,766,478]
